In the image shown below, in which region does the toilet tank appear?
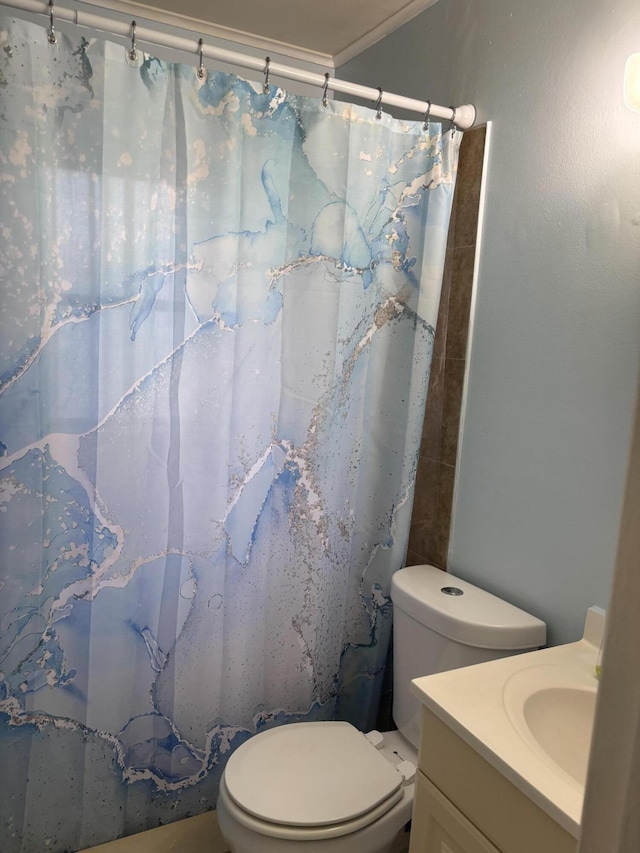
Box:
[391,565,546,748]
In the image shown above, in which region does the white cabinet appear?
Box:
[410,707,577,853]
[410,771,500,853]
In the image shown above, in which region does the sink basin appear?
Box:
[503,664,598,788]
[523,686,597,785]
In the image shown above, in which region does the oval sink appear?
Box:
[503,664,598,788]
[523,686,597,786]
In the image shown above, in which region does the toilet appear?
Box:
[216,565,546,853]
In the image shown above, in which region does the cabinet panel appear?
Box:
[410,771,501,853]
[417,707,578,853]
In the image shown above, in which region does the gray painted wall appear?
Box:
[340,0,640,645]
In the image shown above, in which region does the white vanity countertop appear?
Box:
[411,631,601,839]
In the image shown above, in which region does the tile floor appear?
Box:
[80,812,229,853]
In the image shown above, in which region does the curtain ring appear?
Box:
[322,72,330,109]
[422,99,432,132]
[47,0,57,45]
[447,106,457,134]
[128,20,137,63]
[375,87,383,120]
[263,56,271,94]
[197,38,205,79]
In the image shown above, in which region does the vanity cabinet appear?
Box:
[410,771,500,853]
[409,707,578,853]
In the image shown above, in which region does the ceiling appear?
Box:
[93,0,438,67]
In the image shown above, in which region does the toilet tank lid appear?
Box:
[391,565,546,650]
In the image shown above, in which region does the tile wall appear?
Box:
[406,126,487,569]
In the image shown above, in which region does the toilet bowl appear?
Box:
[216,565,546,853]
[217,725,416,853]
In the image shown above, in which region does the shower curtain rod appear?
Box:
[0,0,476,130]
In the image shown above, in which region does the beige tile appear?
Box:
[411,456,440,529]
[452,126,486,248]
[446,246,476,360]
[408,521,433,562]
[405,547,428,567]
[440,358,466,467]
[421,356,445,461]
[458,127,486,182]
[446,190,458,251]
[431,463,456,569]
[452,179,481,248]
[80,811,229,853]
[408,454,441,562]
[433,247,452,360]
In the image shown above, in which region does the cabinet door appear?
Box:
[410,771,501,853]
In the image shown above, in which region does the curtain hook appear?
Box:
[447,106,457,134]
[128,20,137,63]
[322,72,330,109]
[197,38,205,79]
[263,56,271,94]
[422,99,432,132]
[375,87,383,120]
[47,0,57,45]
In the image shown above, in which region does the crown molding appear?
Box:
[76,0,441,71]
[77,0,335,70]
[333,0,439,68]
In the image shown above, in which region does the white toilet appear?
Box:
[216,565,546,853]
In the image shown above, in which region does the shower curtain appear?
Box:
[0,13,459,852]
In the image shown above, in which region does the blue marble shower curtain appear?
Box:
[0,14,458,852]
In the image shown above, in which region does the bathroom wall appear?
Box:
[406,127,486,570]
[340,0,640,644]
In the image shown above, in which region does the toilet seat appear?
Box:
[219,775,409,842]
[222,721,406,840]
